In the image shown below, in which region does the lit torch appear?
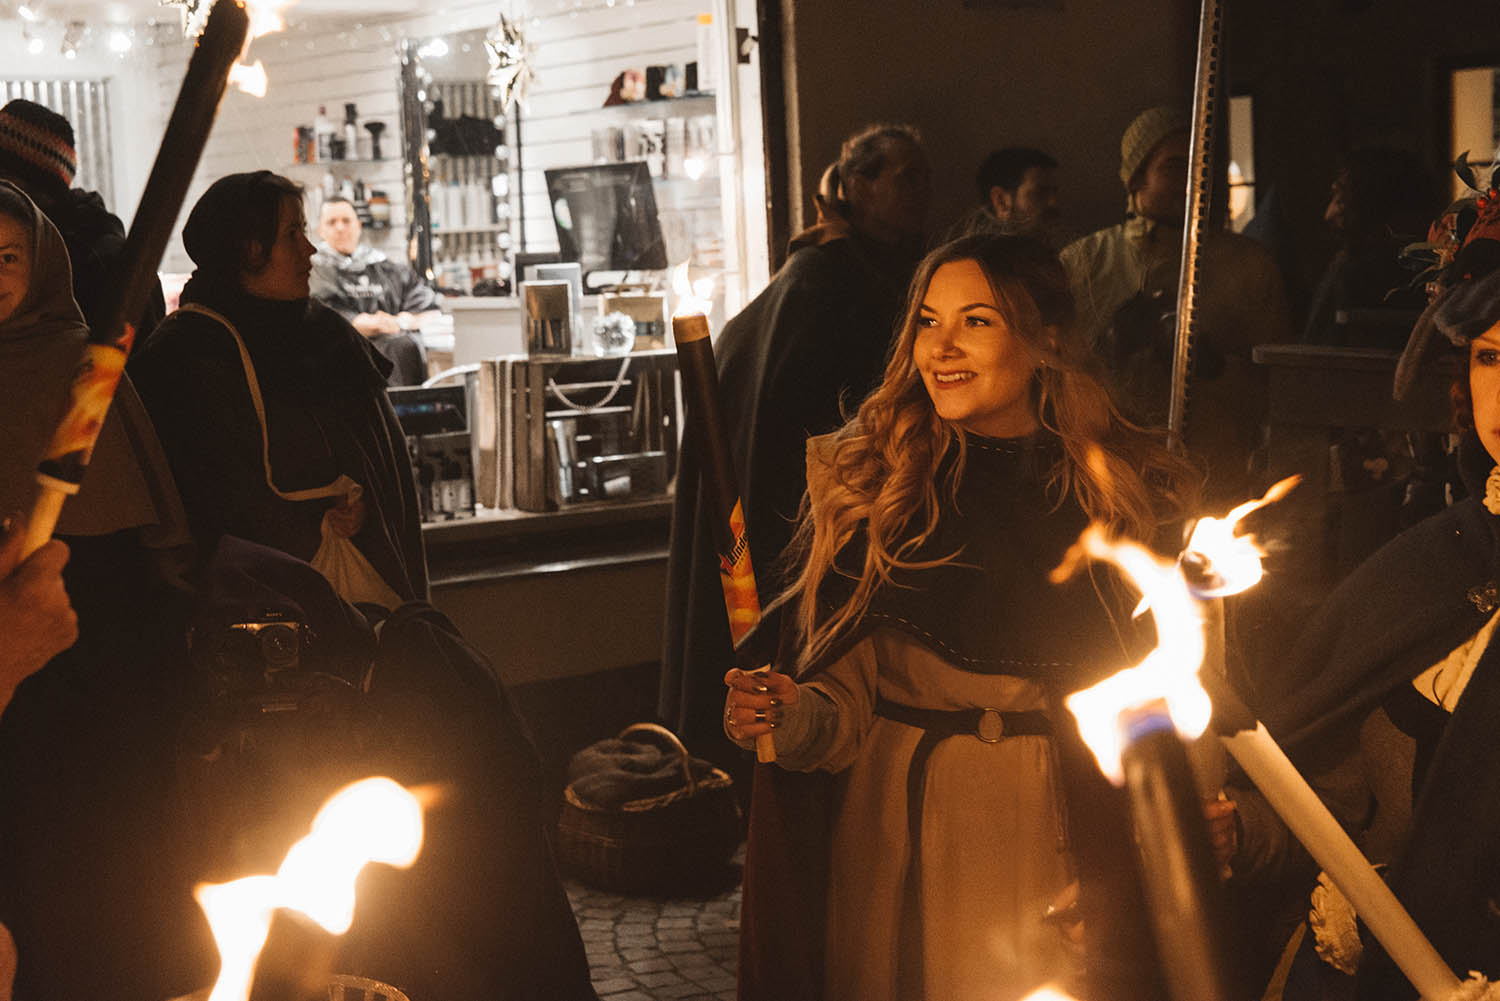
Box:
[192,776,426,1001]
[1060,476,1465,1001]
[669,263,774,764]
[24,0,252,557]
[1054,525,1235,1001]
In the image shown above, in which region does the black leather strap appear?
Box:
[875,698,1052,741]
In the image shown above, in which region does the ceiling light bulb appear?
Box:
[16,4,37,20]
[109,29,132,52]
[25,34,43,54]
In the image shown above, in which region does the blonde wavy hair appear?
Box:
[783,233,1197,673]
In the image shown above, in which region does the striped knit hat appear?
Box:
[0,100,76,197]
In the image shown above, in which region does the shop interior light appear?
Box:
[418,37,448,59]
[16,3,37,20]
[109,28,132,53]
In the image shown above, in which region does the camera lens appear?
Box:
[258,624,300,672]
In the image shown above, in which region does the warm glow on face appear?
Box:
[1180,476,1299,597]
[1057,526,1211,783]
[194,777,425,1001]
[670,260,715,319]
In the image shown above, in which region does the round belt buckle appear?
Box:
[976,708,1005,743]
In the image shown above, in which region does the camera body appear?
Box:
[190,611,315,711]
[227,617,303,677]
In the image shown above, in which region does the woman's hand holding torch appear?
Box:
[671,297,776,763]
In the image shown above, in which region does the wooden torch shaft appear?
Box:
[673,313,774,764]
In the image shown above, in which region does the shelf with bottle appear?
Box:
[432,233,512,296]
[566,92,716,120]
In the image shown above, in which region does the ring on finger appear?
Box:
[754,709,767,722]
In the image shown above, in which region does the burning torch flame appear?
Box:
[1058,477,1299,782]
[226,60,268,97]
[194,776,425,1001]
[670,260,716,319]
[1180,476,1299,598]
[1056,527,1211,783]
[1020,988,1083,1001]
[225,0,286,97]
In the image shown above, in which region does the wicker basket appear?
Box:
[556,723,741,894]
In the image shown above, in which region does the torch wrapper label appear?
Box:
[718,499,761,645]
[37,331,133,493]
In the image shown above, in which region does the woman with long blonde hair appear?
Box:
[726,233,1195,1001]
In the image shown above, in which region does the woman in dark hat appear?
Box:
[131,170,426,605]
[1234,203,1500,996]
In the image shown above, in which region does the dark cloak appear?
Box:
[658,231,917,768]
[738,434,1167,1001]
[0,181,205,1001]
[1253,431,1500,999]
[130,275,428,603]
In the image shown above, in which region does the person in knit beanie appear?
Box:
[0,98,163,338]
[0,100,77,204]
[1058,104,1291,506]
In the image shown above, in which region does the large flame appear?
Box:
[670,260,715,319]
[1020,988,1083,1001]
[1180,476,1299,597]
[194,776,425,1001]
[1056,527,1211,783]
[226,60,268,97]
[227,0,286,97]
[1059,477,1298,782]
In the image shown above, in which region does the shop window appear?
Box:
[1227,93,1254,233]
[1450,64,1500,199]
[0,78,113,206]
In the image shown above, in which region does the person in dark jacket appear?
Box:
[1232,255,1500,999]
[131,171,427,606]
[132,175,593,1001]
[310,196,438,386]
[0,179,212,1001]
[659,123,931,778]
[0,99,166,338]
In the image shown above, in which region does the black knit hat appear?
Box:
[0,100,77,197]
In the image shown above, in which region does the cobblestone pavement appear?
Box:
[562,874,742,1001]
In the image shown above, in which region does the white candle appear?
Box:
[1220,724,1459,1001]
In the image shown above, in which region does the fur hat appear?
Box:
[1120,106,1189,188]
[0,100,77,197]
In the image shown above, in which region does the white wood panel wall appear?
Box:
[150,0,709,274]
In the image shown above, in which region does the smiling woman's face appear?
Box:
[913,258,1041,438]
[0,213,33,326]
